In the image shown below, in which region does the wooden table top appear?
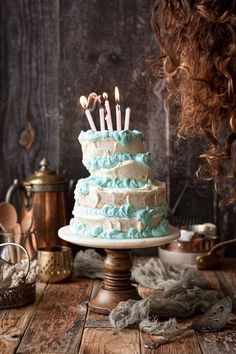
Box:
[1,259,236,354]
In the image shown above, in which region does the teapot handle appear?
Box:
[5,179,32,211]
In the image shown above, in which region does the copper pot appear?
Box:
[6,158,74,248]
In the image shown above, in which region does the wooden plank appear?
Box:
[201,270,223,291]
[0,0,60,201]
[0,282,46,354]
[79,328,140,354]
[198,325,236,354]
[0,0,235,253]
[85,280,111,328]
[59,0,165,181]
[17,278,93,354]
[216,267,236,313]
[196,268,236,353]
[140,330,202,354]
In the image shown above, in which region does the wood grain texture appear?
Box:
[216,267,236,314]
[198,325,236,354]
[141,331,202,354]
[201,270,223,291]
[16,278,93,354]
[79,328,140,354]
[0,282,46,354]
[0,0,60,199]
[59,0,158,181]
[86,280,111,328]
[0,0,235,248]
[192,267,236,354]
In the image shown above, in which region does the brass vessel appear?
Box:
[37,246,73,283]
[6,158,73,248]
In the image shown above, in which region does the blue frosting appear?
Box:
[70,217,169,239]
[74,204,168,226]
[75,176,156,195]
[83,152,153,170]
[79,130,143,146]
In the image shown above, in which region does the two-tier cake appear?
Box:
[70,129,169,239]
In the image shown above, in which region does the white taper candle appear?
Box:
[99,107,105,130]
[85,109,97,131]
[79,96,97,131]
[124,107,131,130]
[103,92,113,130]
[116,105,122,131]
[115,86,121,131]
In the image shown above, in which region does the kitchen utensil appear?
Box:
[6,158,74,248]
[144,296,232,349]
[197,238,236,269]
[0,202,18,263]
[20,215,37,260]
[159,223,218,265]
[0,202,17,232]
[21,215,33,233]
[37,246,73,283]
[13,223,22,262]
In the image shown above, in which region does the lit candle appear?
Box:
[79,96,97,131]
[115,86,121,131]
[103,92,113,130]
[99,107,105,130]
[124,107,131,130]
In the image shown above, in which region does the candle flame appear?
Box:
[102,92,108,100]
[79,96,88,109]
[115,86,120,103]
[88,92,98,111]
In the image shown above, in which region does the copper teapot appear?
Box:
[6,158,74,248]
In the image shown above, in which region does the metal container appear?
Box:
[37,246,73,283]
[6,158,73,249]
[159,223,219,265]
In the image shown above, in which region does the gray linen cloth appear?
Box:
[74,249,220,334]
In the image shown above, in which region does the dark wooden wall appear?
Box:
[0,0,235,246]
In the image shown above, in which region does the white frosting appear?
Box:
[90,160,154,180]
[81,138,144,158]
[72,214,163,233]
[71,131,168,239]
[75,183,166,209]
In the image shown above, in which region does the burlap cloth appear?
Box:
[74,249,220,334]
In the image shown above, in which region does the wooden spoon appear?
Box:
[13,223,22,262]
[21,216,35,259]
[21,216,33,233]
[0,203,18,263]
[0,222,14,263]
[0,202,17,231]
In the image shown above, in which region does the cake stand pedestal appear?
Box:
[58,225,180,315]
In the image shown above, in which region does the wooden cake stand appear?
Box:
[58,225,180,315]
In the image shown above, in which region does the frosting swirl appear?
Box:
[75,176,156,195]
[83,152,153,171]
[70,217,169,239]
[79,129,143,146]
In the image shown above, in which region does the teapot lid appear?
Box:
[24,158,68,190]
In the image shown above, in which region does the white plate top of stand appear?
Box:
[58,225,180,249]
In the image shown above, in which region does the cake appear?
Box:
[70,130,169,239]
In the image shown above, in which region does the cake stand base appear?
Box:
[58,225,180,314]
[90,249,140,314]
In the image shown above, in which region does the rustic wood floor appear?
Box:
[1,261,236,354]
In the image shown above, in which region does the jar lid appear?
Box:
[24,158,67,187]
